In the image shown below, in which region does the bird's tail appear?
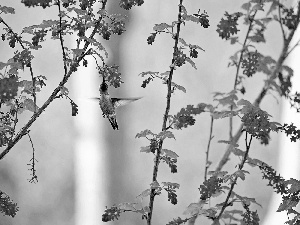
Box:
[108,115,119,130]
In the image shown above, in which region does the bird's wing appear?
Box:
[111,97,142,108]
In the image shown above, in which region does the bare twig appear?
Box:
[204,116,214,181]
[57,0,68,76]
[147,1,183,224]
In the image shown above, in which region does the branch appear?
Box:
[204,116,214,182]
[147,1,183,224]
[0,2,108,160]
[215,133,253,222]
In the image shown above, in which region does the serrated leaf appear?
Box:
[135,129,154,138]
[241,2,251,11]
[158,131,175,140]
[140,146,151,153]
[285,178,300,193]
[118,202,137,211]
[183,202,204,216]
[0,6,15,14]
[137,189,151,199]
[277,199,298,212]
[162,149,179,159]
[185,57,197,69]
[23,98,39,112]
[252,4,264,11]
[153,23,173,31]
[150,181,160,189]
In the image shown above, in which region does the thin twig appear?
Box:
[229,11,257,140]
[147,1,183,224]
[204,116,214,181]
[0,1,108,160]
[278,1,287,41]
[214,132,252,222]
[57,0,68,76]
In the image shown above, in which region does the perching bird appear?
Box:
[95,81,141,130]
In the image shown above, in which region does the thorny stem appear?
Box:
[147,1,183,224]
[0,1,108,160]
[215,132,253,222]
[0,18,37,112]
[216,1,300,172]
[204,116,214,182]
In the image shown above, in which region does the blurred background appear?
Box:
[0,0,299,225]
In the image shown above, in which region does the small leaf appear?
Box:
[185,57,197,69]
[158,131,175,140]
[162,149,179,159]
[135,129,154,138]
[183,202,204,216]
[118,202,137,211]
[140,146,151,153]
[137,189,151,199]
[153,23,173,31]
[0,6,15,14]
[277,199,298,212]
[23,98,39,112]
[241,2,251,11]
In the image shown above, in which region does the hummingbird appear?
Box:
[95,81,141,130]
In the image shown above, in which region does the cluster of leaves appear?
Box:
[199,175,223,200]
[278,123,300,142]
[0,191,19,217]
[259,163,300,223]
[168,104,206,130]
[238,99,280,144]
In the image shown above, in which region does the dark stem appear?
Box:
[147,1,183,224]
[204,116,214,181]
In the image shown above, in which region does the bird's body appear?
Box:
[97,82,141,130]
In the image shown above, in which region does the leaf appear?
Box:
[185,57,197,69]
[241,2,251,11]
[135,129,154,138]
[162,149,179,159]
[0,191,18,217]
[234,170,249,181]
[140,146,151,153]
[118,202,137,211]
[23,98,39,112]
[285,178,300,193]
[72,48,84,57]
[150,181,161,189]
[137,189,151,199]
[252,3,264,11]
[158,131,175,140]
[277,198,298,212]
[153,23,173,31]
[183,202,204,216]
[0,6,15,14]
